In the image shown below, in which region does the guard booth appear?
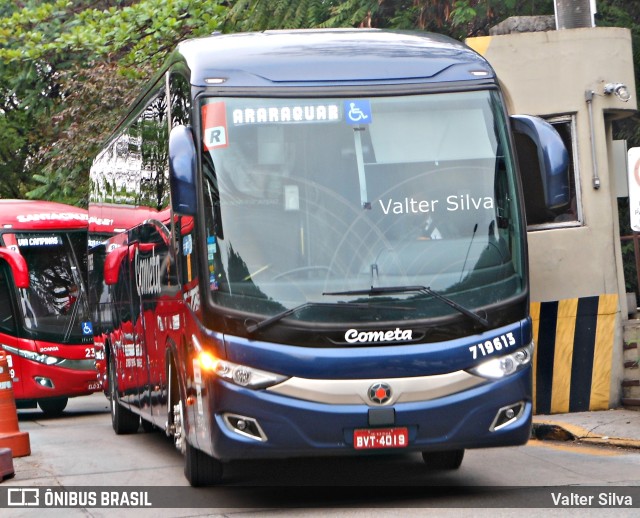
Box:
[467,17,637,414]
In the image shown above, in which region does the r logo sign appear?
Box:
[202,102,229,150]
[204,126,227,148]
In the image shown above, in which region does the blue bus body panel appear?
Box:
[192,319,533,460]
[176,30,495,88]
[217,320,531,379]
[205,366,532,461]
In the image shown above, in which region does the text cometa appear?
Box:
[345,328,413,343]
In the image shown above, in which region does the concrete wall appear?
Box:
[467,27,637,413]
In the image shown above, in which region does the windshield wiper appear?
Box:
[245,301,407,334]
[323,285,490,329]
[62,287,82,343]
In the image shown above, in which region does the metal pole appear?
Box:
[585,90,601,189]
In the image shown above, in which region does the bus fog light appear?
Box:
[223,413,267,441]
[490,402,525,431]
[35,376,54,388]
[468,343,533,380]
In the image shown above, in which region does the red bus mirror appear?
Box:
[0,247,30,288]
[104,246,128,285]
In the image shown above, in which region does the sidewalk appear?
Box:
[532,408,640,449]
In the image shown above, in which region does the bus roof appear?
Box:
[0,200,88,231]
[88,203,170,235]
[174,29,495,88]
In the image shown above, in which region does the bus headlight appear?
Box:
[197,351,288,389]
[468,343,533,380]
[1,344,64,366]
[216,360,288,389]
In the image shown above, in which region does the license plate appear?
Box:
[353,427,409,450]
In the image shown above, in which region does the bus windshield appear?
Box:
[5,231,90,342]
[201,90,525,326]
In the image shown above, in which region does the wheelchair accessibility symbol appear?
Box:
[345,100,372,125]
[82,321,93,336]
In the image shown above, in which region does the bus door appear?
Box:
[119,238,147,411]
[107,242,142,408]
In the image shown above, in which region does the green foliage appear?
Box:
[0,106,30,199]
[226,1,556,38]
[227,0,336,31]
[451,2,479,27]
[0,0,226,66]
[29,62,149,206]
[0,0,227,206]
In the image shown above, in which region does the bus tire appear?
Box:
[109,355,139,434]
[184,440,223,487]
[421,449,464,470]
[38,397,68,416]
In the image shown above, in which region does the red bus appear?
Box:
[88,203,173,395]
[0,199,101,415]
[89,203,169,249]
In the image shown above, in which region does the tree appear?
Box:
[597,0,640,148]
[0,1,63,199]
[226,1,557,39]
[0,0,227,206]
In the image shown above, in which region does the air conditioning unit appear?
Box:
[554,0,596,29]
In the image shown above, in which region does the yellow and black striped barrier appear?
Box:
[531,294,618,414]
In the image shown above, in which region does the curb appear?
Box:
[531,420,640,450]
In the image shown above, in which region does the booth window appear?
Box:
[518,114,581,229]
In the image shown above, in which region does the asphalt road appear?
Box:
[3,393,640,517]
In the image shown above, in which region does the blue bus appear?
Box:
[89,29,568,486]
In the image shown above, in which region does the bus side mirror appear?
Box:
[511,115,570,210]
[0,248,29,288]
[103,246,128,286]
[169,125,198,216]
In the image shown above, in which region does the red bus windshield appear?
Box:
[2,230,90,343]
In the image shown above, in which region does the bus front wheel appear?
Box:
[421,449,465,470]
[184,440,223,487]
[167,356,223,486]
[38,397,67,416]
